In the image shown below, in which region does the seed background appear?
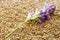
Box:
[0,0,60,40]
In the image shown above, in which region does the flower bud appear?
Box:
[45,4,56,14]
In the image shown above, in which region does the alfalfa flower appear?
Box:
[45,4,56,14]
[37,4,56,22]
[37,11,50,22]
[26,4,56,22]
[5,4,56,39]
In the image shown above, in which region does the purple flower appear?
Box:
[26,4,56,23]
[41,14,50,19]
[45,4,56,14]
[37,12,50,23]
[37,4,56,23]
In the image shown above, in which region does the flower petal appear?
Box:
[45,4,56,14]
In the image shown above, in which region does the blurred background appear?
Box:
[0,0,60,40]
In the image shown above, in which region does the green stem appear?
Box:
[5,21,27,39]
